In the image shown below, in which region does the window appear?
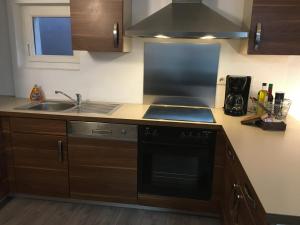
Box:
[21,4,79,70]
[33,17,73,56]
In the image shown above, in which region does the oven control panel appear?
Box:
[139,126,216,145]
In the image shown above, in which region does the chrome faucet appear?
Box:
[55,90,82,106]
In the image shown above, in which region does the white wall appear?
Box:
[0,0,14,95]
[6,0,300,118]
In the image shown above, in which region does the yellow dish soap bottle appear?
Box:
[30,84,43,102]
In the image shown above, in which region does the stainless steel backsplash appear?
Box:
[143,42,220,107]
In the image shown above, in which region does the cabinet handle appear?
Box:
[58,140,63,162]
[92,129,112,136]
[230,184,239,212]
[234,194,243,225]
[233,193,243,225]
[113,23,119,48]
[226,147,235,161]
[254,22,262,51]
[244,185,257,209]
[27,43,31,56]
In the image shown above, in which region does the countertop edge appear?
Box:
[0,110,223,130]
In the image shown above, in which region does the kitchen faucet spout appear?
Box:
[55,90,82,106]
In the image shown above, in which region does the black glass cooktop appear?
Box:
[143,105,216,123]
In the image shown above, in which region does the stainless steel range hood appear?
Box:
[126,0,248,39]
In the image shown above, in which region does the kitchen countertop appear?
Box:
[1,96,300,221]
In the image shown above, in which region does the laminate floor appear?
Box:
[0,198,220,225]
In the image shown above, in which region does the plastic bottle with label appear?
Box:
[30,84,43,102]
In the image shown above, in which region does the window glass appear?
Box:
[33,17,73,56]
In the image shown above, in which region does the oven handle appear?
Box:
[140,141,210,148]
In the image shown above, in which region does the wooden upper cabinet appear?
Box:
[248,0,300,55]
[70,0,132,52]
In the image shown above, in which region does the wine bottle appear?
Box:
[267,84,274,103]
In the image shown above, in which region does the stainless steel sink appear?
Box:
[29,102,76,111]
[15,101,76,112]
[70,102,120,115]
[15,101,120,114]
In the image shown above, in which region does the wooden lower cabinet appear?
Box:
[1,116,271,224]
[0,118,9,199]
[11,118,69,198]
[236,197,257,225]
[0,151,9,200]
[223,153,238,225]
[68,137,137,203]
[70,166,137,203]
[222,137,267,225]
[12,133,68,169]
[14,167,69,197]
[223,159,256,225]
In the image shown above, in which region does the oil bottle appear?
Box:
[257,83,268,115]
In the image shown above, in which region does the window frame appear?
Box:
[21,4,80,69]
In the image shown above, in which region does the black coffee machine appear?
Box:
[224,76,251,116]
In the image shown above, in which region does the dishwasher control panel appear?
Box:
[68,121,137,142]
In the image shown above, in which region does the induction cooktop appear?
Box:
[143,105,216,123]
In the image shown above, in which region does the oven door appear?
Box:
[138,143,214,200]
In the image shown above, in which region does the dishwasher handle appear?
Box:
[92,129,113,136]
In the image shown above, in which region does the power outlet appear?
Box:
[217,77,226,86]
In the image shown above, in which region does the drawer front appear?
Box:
[11,118,66,136]
[0,133,10,151]
[237,165,268,225]
[69,137,137,203]
[0,179,9,199]
[237,192,257,225]
[15,167,69,198]
[68,137,137,169]
[224,138,267,225]
[70,166,137,202]
[0,152,7,180]
[12,133,68,169]
[223,157,239,225]
[1,117,10,133]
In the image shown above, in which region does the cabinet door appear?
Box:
[12,133,69,197]
[69,137,137,203]
[70,0,125,52]
[248,0,300,55]
[0,120,9,199]
[0,152,9,199]
[236,196,257,225]
[223,150,238,225]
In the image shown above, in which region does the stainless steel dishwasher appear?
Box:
[67,121,138,202]
[68,121,137,141]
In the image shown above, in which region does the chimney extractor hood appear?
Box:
[126,0,248,39]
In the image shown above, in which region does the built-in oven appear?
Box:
[138,125,216,200]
